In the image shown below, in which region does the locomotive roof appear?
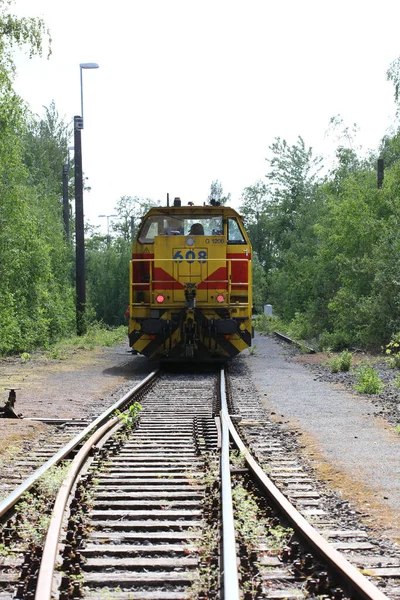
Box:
[143,204,243,217]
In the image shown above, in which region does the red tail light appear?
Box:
[156,294,165,303]
[217,294,225,303]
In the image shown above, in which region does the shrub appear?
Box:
[354,365,384,394]
[385,332,400,369]
[253,314,288,335]
[327,350,352,373]
[286,312,313,340]
[318,329,353,351]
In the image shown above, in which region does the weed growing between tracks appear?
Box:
[5,463,71,549]
[114,401,143,429]
[188,453,220,599]
[231,459,294,600]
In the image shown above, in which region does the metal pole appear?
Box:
[62,164,70,240]
[74,115,86,335]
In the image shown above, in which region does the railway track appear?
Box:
[0,366,398,599]
[0,419,90,501]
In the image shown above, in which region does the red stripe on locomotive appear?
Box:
[153,267,184,290]
[197,266,228,290]
[227,252,251,291]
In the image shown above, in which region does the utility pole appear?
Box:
[74,115,85,335]
[62,164,70,240]
[377,158,384,189]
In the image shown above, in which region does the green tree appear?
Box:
[22,100,71,195]
[86,237,132,325]
[207,180,231,205]
[266,136,323,250]
[112,195,158,240]
[251,253,268,314]
[239,180,275,272]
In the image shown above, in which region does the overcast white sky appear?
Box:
[10,0,400,231]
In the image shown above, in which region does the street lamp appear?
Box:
[98,214,118,239]
[75,62,99,335]
[79,63,99,128]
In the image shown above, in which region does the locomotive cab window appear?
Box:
[138,216,163,243]
[227,217,246,244]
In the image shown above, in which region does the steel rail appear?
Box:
[222,369,390,600]
[0,369,158,519]
[220,368,240,600]
[35,415,123,600]
[274,330,316,353]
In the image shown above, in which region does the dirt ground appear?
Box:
[0,342,155,464]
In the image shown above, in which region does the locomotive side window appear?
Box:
[227,218,246,244]
[138,217,162,243]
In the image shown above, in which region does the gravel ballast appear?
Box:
[244,332,400,543]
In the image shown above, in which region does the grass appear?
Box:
[44,323,127,360]
[10,463,71,547]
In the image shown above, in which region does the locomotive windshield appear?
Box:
[138,214,224,243]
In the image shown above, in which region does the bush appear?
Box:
[354,365,384,394]
[329,350,353,373]
[318,329,353,351]
[253,314,288,335]
[286,312,313,340]
[385,332,400,369]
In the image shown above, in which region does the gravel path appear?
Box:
[243,332,400,542]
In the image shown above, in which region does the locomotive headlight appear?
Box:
[156,294,165,303]
[186,236,195,246]
[216,294,225,303]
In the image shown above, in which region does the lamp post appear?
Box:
[75,62,99,335]
[98,214,117,242]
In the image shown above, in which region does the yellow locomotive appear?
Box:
[128,199,253,360]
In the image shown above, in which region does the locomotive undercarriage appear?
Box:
[129,308,251,361]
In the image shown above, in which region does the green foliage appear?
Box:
[354,365,384,395]
[86,237,132,325]
[385,332,400,368]
[253,313,288,334]
[286,312,313,340]
[392,375,400,389]
[329,350,353,373]
[207,179,231,205]
[240,180,275,271]
[0,101,76,355]
[116,402,143,428]
[14,463,69,546]
[387,57,400,110]
[111,195,158,240]
[46,323,127,359]
[251,253,268,314]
